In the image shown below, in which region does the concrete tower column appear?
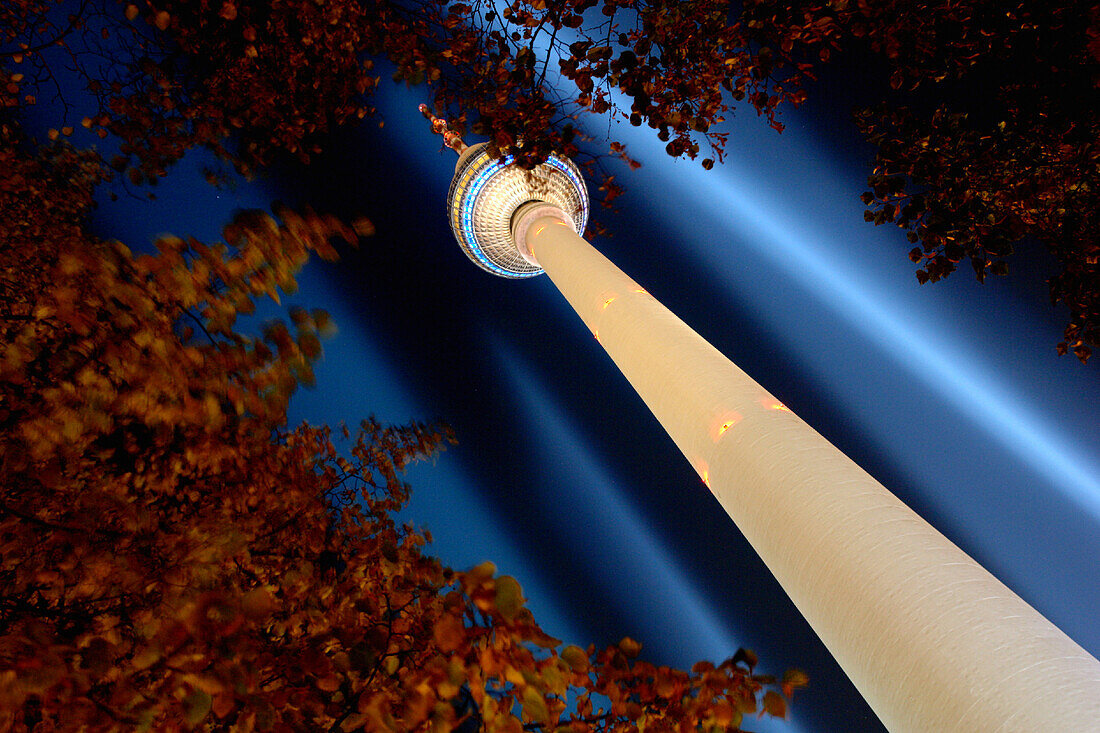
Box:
[511,205,1100,732]
[431,113,1100,731]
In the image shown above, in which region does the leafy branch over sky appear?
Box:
[3,0,1097,358]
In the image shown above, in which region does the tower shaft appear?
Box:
[521,211,1100,732]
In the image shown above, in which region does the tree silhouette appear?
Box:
[2,0,810,199]
[838,1,1100,363]
[0,121,802,730]
[5,1,1093,358]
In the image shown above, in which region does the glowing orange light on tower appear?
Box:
[602,296,617,309]
[710,411,743,442]
[694,458,711,488]
[759,397,792,413]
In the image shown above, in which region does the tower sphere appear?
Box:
[447,142,589,278]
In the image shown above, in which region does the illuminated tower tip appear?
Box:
[419,103,467,155]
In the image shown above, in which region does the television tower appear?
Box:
[426,107,1100,732]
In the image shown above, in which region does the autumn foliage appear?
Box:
[840,1,1100,362]
[0,122,801,730]
[2,0,815,199]
[1,1,1095,714]
[3,0,1095,357]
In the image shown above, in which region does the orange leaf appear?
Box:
[433,612,465,653]
[241,587,276,617]
[561,645,588,673]
[212,693,236,719]
[493,575,523,622]
[762,690,786,719]
[618,637,642,658]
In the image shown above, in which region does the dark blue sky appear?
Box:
[57,50,1100,733]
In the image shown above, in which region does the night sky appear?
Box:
[38,43,1100,732]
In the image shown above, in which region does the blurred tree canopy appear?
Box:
[0,122,802,729]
